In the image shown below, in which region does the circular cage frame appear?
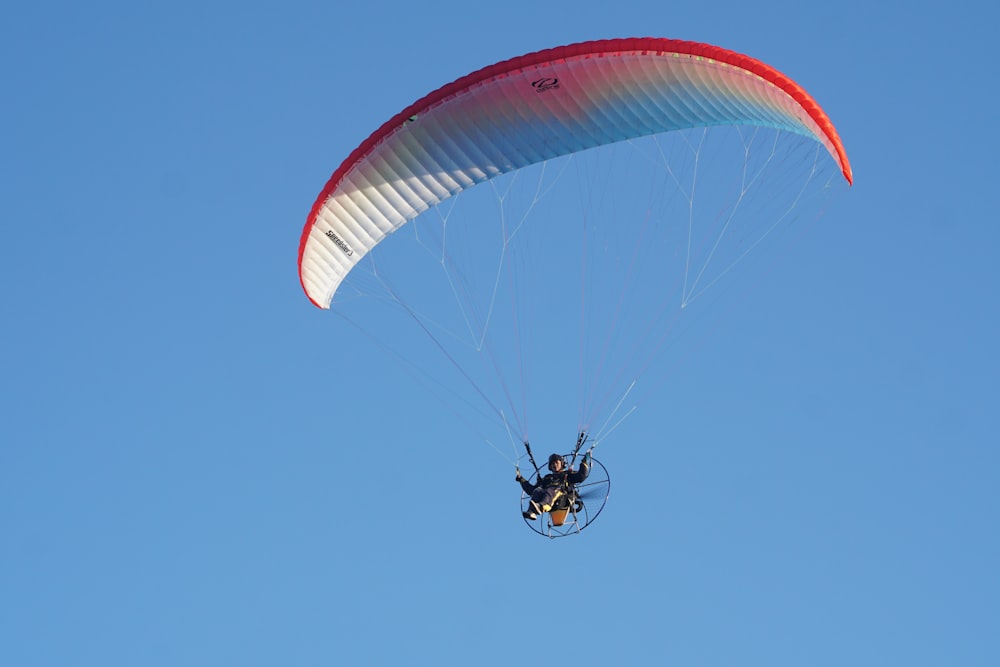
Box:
[520,454,610,538]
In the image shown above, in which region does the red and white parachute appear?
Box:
[299,38,850,310]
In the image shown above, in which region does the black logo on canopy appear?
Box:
[531,77,560,92]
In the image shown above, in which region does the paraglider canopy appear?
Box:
[298,37,852,310]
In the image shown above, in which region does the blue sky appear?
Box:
[3,1,998,665]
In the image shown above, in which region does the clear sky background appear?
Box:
[3,1,997,665]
